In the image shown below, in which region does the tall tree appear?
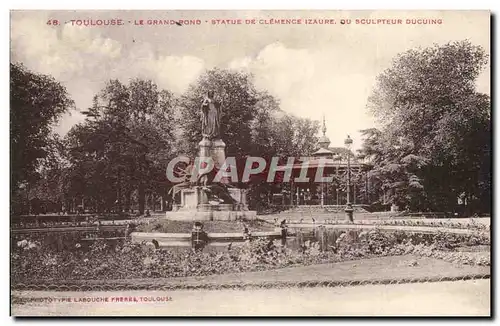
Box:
[65,79,176,214]
[177,68,321,210]
[10,63,74,190]
[178,68,258,158]
[366,40,490,213]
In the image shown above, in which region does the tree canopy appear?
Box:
[14,40,490,217]
[14,67,320,214]
[362,41,490,213]
[10,63,74,189]
[64,79,176,214]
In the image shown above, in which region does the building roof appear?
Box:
[318,135,330,144]
[317,115,331,149]
[311,116,357,159]
[312,147,334,156]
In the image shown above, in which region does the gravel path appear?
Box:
[11,279,490,316]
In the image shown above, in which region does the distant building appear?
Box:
[274,116,372,207]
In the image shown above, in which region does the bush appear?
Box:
[11,229,490,283]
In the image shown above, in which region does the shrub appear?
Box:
[11,228,489,283]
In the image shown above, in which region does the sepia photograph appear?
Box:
[9,9,491,316]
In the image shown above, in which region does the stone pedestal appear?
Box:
[166,186,256,221]
[199,138,212,158]
[228,188,249,210]
[180,187,208,209]
[210,139,226,170]
[165,210,257,221]
[167,136,255,221]
[198,138,226,169]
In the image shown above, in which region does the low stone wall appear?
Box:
[165,210,257,221]
[11,225,128,234]
[286,223,482,235]
[130,231,281,248]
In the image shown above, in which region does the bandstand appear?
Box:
[273,117,372,210]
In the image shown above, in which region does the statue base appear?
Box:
[165,210,257,222]
[210,139,226,170]
[166,186,256,221]
[199,138,226,170]
[169,134,254,221]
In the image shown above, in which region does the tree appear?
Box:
[277,114,319,158]
[250,91,281,158]
[248,107,320,210]
[10,63,74,190]
[177,68,321,210]
[366,40,490,213]
[65,79,176,214]
[177,68,259,158]
[358,127,427,210]
[60,68,320,214]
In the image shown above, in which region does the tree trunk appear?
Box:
[164,187,172,211]
[26,183,31,215]
[125,189,132,212]
[138,183,145,215]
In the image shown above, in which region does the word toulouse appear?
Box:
[68,19,125,26]
[166,156,335,183]
[66,19,202,26]
[23,296,173,303]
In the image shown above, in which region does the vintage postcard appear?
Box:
[10,10,491,316]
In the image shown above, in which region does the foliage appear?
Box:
[63,79,176,214]
[177,68,320,210]
[371,218,490,231]
[247,111,320,210]
[362,41,490,213]
[332,228,489,266]
[10,63,74,213]
[16,67,321,214]
[11,228,489,283]
[177,68,259,158]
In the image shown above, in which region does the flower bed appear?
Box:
[11,228,489,284]
[372,219,489,231]
[289,218,490,231]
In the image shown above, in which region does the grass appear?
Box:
[170,255,490,285]
[136,218,275,233]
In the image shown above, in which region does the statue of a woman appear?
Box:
[201,90,221,140]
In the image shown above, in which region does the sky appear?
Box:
[10,10,490,150]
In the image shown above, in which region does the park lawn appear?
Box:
[142,255,490,287]
[136,219,275,233]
